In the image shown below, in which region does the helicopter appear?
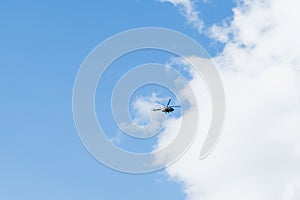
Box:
[152,98,180,113]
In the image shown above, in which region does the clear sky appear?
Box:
[0,1,234,199]
[5,0,294,200]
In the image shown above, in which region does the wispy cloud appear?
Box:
[119,93,168,138]
[110,129,122,145]
[159,0,204,33]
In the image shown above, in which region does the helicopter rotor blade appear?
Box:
[169,105,181,108]
[155,101,165,106]
[166,98,171,106]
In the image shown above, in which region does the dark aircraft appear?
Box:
[152,98,180,113]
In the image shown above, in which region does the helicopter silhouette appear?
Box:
[152,98,180,113]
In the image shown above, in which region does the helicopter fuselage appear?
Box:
[152,98,180,113]
[162,107,174,113]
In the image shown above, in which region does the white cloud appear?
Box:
[163,64,300,200]
[159,0,204,33]
[119,94,168,138]
[152,58,213,166]
[157,0,300,199]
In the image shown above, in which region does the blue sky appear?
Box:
[0,1,235,199]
